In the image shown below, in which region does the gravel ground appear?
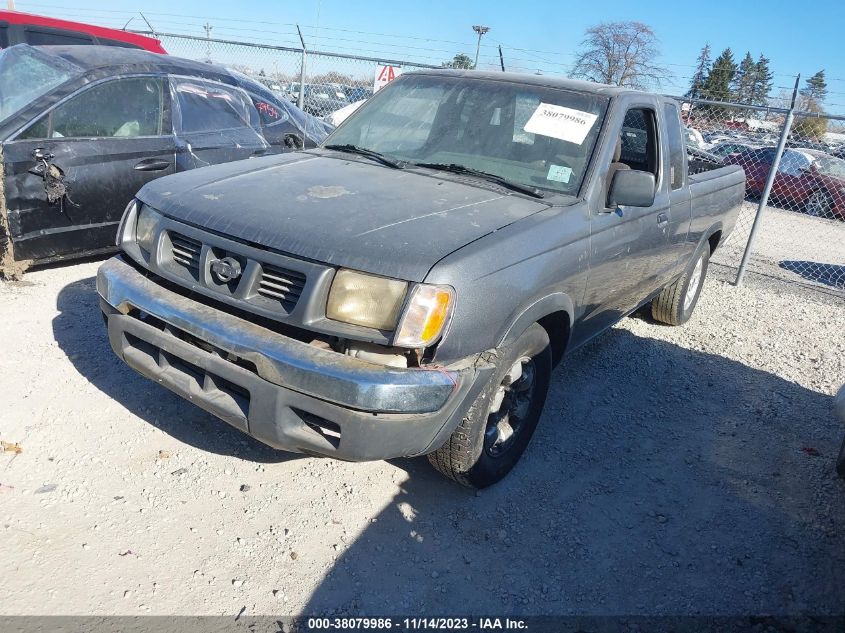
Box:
[712,201,845,295]
[1,258,843,617]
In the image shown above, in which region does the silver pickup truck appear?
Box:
[97,70,745,488]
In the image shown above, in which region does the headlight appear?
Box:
[326,269,408,330]
[394,284,454,348]
[135,205,163,253]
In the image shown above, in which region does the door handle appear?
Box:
[134,158,171,172]
[657,212,669,227]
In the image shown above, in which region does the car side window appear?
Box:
[18,77,165,140]
[250,96,290,127]
[172,78,260,134]
[0,24,8,48]
[663,103,684,190]
[779,151,810,176]
[24,27,94,46]
[619,108,659,176]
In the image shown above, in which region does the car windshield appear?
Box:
[323,74,610,196]
[814,155,845,178]
[0,45,81,126]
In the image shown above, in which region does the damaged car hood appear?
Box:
[136,151,553,281]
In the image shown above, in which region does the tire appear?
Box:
[427,323,552,488]
[651,245,710,326]
[805,190,833,218]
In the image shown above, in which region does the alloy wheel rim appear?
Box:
[484,357,536,458]
[807,192,830,217]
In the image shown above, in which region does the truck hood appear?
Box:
[136,151,551,281]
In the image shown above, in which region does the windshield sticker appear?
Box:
[524,103,598,145]
[546,164,573,183]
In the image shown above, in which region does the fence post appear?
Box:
[296,25,306,111]
[734,76,800,286]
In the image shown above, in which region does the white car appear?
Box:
[323,99,366,127]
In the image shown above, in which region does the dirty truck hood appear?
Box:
[136,152,550,281]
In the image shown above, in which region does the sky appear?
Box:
[12,0,845,113]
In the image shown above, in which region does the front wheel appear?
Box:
[427,323,552,488]
[651,246,710,326]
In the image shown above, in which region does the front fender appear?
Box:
[498,292,574,349]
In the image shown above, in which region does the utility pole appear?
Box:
[7,0,16,10]
[472,25,489,69]
[203,22,213,62]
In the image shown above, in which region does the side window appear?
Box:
[663,103,684,190]
[19,77,164,140]
[779,151,810,176]
[172,78,259,134]
[0,24,8,48]
[24,28,94,46]
[619,108,659,176]
[250,96,290,127]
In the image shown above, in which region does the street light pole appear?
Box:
[472,25,489,69]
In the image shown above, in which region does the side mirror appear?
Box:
[608,169,656,208]
[284,133,304,150]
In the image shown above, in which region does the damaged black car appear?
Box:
[0,44,331,275]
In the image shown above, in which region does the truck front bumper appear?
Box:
[97,256,491,461]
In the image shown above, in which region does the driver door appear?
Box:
[2,76,175,261]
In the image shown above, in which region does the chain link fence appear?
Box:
[148,32,437,118]
[675,96,845,296]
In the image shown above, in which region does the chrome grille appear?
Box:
[170,233,202,272]
[258,264,307,310]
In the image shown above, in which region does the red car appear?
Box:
[724,147,845,219]
[0,10,166,53]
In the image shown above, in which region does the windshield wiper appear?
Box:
[411,162,545,198]
[323,144,406,169]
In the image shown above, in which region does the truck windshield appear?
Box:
[324,74,609,196]
[0,45,81,127]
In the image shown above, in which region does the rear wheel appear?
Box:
[427,323,552,488]
[651,245,710,326]
[806,190,833,218]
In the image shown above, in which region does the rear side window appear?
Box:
[620,108,659,176]
[172,78,259,133]
[251,96,289,126]
[663,103,684,189]
[779,151,811,176]
[24,28,94,46]
[20,77,165,139]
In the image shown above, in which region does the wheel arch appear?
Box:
[498,293,573,367]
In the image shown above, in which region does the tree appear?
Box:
[570,21,670,89]
[731,52,756,104]
[686,43,711,99]
[792,99,828,140]
[701,48,736,102]
[442,53,474,69]
[801,70,828,103]
[749,54,773,107]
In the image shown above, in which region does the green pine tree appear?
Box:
[732,52,756,104]
[749,54,773,107]
[801,70,828,103]
[686,43,712,99]
[701,48,737,102]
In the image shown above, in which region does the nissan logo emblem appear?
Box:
[210,256,242,283]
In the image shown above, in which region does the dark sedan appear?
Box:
[0,44,331,273]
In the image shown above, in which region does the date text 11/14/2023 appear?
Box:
[306,617,528,630]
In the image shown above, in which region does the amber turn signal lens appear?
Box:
[394,284,455,348]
